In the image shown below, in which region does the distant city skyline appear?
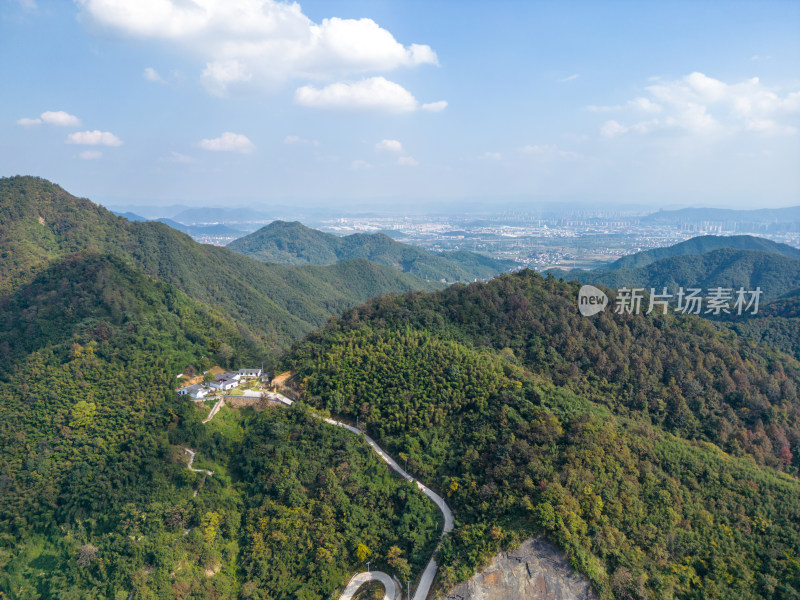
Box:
[1,0,799,209]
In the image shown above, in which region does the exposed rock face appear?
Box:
[441,537,596,600]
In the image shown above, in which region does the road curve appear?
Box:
[338,571,398,600]
[200,391,452,600]
[323,418,454,600]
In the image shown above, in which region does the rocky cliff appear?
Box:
[440,537,596,600]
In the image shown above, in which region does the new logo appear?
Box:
[578,285,608,316]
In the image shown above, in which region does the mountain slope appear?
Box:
[289,270,800,599]
[227,220,516,282]
[0,253,261,597]
[0,252,439,598]
[602,235,800,271]
[589,248,800,301]
[0,176,437,350]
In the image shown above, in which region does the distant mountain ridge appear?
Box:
[227,220,516,282]
[601,234,800,271]
[546,235,800,302]
[643,206,800,224]
[154,217,246,238]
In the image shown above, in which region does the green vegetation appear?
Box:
[0,175,438,351]
[235,405,440,599]
[290,270,800,599]
[0,253,439,599]
[4,177,800,599]
[601,235,800,272]
[227,220,516,282]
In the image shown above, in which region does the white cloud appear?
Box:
[78,150,103,160]
[18,110,80,127]
[421,100,447,112]
[597,72,800,138]
[397,156,418,166]
[162,151,196,163]
[483,152,501,160]
[559,74,579,83]
[66,130,123,146]
[295,77,419,112]
[375,139,403,152]
[14,0,37,11]
[199,132,255,153]
[351,159,372,170]
[77,0,438,94]
[41,110,81,126]
[600,120,628,138]
[143,67,166,83]
[202,59,252,95]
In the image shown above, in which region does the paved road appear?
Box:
[196,391,448,600]
[338,571,399,600]
[323,419,454,600]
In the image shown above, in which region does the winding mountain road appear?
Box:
[322,417,453,600]
[198,390,453,600]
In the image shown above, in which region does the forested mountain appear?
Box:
[290,270,800,599]
[725,292,800,360]
[227,220,516,282]
[547,241,800,303]
[587,248,800,302]
[4,175,800,599]
[0,180,441,597]
[601,235,800,271]
[0,176,438,351]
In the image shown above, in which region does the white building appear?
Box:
[177,383,211,399]
[238,368,263,379]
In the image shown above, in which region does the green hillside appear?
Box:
[227,219,516,282]
[290,270,800,599]
[589,248,800,302]
[0,253,439,599]
[550,247,800,303]
[0,176,437,350]
[602,235,800,271]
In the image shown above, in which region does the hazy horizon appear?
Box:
[2,0,798,210]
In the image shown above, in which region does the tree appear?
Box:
[356,543,371,563]
[76,544,98,567]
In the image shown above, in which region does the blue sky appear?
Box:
[1,0,798,210]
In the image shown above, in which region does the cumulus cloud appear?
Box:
[18,110,80,127]
[78,150,103,160]
[199,132,255,153]
[77,0,439,94]
[143,67,166,83]
[421,100,447,112]
[66,130,123,146]
[351,159,372,170]
[397,156,418,166]
[375,139,403,152]
[596,72,799,137]
[295,77,420,112]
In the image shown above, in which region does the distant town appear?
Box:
[110,205,800,272]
